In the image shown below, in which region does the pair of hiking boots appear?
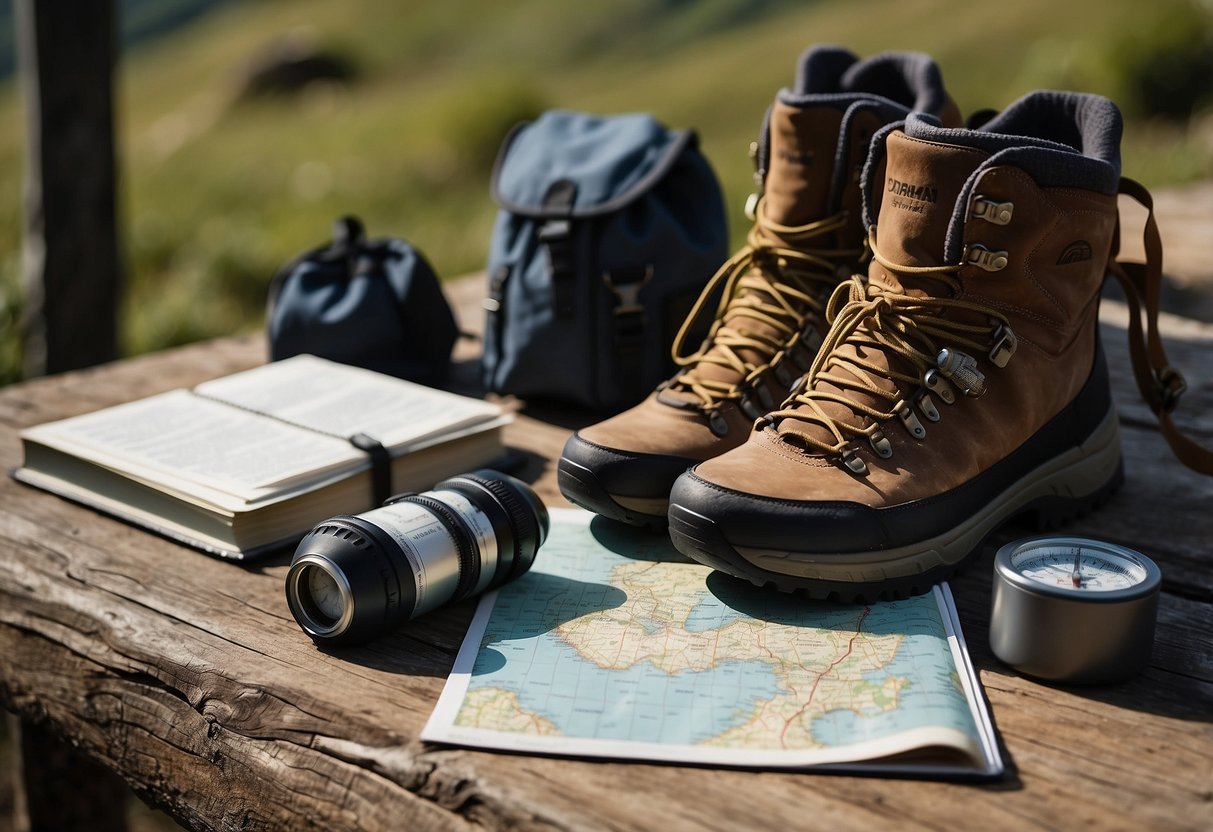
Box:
[557,45,1211,601]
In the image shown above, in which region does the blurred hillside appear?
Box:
[1,0,1211,385]
[0,0,228,77]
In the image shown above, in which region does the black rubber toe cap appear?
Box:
[557,433,696,528]
[560,433,695,499]
[668,469,887,553]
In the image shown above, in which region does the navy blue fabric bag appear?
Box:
[267,216,457,383]
[483,110,728,412]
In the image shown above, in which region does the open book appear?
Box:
[423,508,1003,778]
[13,355,510,559]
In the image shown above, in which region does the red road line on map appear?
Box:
[778,607,871,748]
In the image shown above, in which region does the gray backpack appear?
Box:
[482,110,728,412]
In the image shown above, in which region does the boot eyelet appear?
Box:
[914,391,941,423]
[773,360,794,387]
[971,196,1014,226]
[789,341,813,372]
[964,243,1009,272]
[988,324,1018,368]
[896,400,927,439]
[744,192,761,221]
[755,383,775,410]
[923,368,957,404]
[840,445,869,475]
[707,409,730,437]
[869,430,894,458]
[738,393,764,420]
[1157,365,1187,412]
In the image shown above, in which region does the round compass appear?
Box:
[989,536,1162,684]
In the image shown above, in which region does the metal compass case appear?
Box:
[989,536,1162,684]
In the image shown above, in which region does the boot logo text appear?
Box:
[1057,240,1093,265]
[886,178,938,203]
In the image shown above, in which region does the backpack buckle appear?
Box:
[603,265,654,315]
[537,218,571,243]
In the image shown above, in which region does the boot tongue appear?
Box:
[772,132,991,453]
[762,99,845,228]
[665,98,858,406]
[869,130,989,292]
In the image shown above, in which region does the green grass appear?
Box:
[1,0,1210,384]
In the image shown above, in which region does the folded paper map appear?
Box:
[423,508,1003,777]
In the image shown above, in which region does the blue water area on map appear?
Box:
[809,601,979,747]
[471,636,782,744]
[684,596,743,633]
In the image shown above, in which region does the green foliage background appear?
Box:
[1,0,1211,385]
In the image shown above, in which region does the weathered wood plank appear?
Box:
[0,509,538,831]
[1,275,1212,832]
[2,420,1212,832]
[3,565,1210,832]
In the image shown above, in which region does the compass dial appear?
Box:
[1010,545,1148,592]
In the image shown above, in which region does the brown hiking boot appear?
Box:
[558,45,961,528]
[668,91,1139,598]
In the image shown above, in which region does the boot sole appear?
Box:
[669,406,1123,601]
[557,457,670,530]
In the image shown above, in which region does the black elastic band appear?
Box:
[349,433,392,505]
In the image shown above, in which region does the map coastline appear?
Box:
[423,509,1002,777]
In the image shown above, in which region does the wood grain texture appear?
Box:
[1,276,1212,832]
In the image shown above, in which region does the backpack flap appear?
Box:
[491,110,696,322]
[491,110,696,220]
[485,111,721,411]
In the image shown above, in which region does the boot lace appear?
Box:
[767,228,1014,473]
[667,200,863,411]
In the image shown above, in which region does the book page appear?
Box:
[423,508,1002,777]
[193,355,505,450]
[21,390,361,499]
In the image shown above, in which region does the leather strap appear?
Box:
[1109,177,1213,475]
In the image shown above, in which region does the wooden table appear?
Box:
[1,274,1211,832]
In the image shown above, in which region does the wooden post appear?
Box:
[10,716,128,832]
[15,0,122,377]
